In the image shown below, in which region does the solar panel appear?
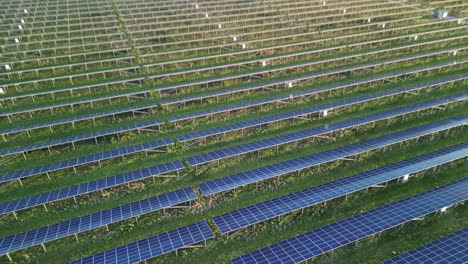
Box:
[156,45,464,97]
[231,178,468,264]
[167,58,468,124]
[0,101,158,136]
[212,142,467,234]
[187,95,467,167]
[68,220,214,264]
[198,115,468,195]
[0,138,174,184]
[177,77,467,142]
[382,228,468,264]
[0,119,164,157]
[0,187,197,256]
[0,160,184,215]
[162,61,467,109]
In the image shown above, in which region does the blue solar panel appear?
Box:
[198,115,467,195]
[177,75,468,142]
[0,160,184,215]
[0,138,174,183]
[168,71,468,123]
[0,187,197,256]
[231,178,468,264]
[0,119,164,157]
[0,102,159,136]
[187,95,467,166]
[382,228,468,264]
[68,220,214,264]
[212,142,468,234]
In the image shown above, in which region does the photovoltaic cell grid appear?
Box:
[187,93,467,166]
[163,63,468,108]
[381,228,468,264]
[177,74,468,142]
[0,101,159,135]
[0,138,174,183]
[231,178,468,264]
[0,160,184,215]
[0,119,164,157]
[166,50,467,123]
[213,142,468,234]
[0,187,197,256]
[198,115,468,196]
[68,220,214,264]
[382,227,468,264]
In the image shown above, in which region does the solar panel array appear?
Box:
[69,220,214,264]
[0,160,184,215]
[382,227,468,264]
[0,119,164,157]
[0,187,197,256]
[3,91,463,184]
[187,94,467,166]
[213,142,468,234]
[198,115,468,195]
[177,74,468,143]
[162,59,468,109]
[168,57,468,124]
[0,138,174,183]
[1,0,466,262]
[0,102,161,135]
[231,178,468,264]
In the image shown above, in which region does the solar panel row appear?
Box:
[0,160,184,215]
[0,187,197,256]
[160,57,467,108]
[382,227,468,264]
[0,138,174,183]
[0,101,159,135]
[0,119,164,157]
[198,115,468,196]
[68,220,214,264]
[231,177,468,264]
[213,142,468,234]
[177,74,468,142]
[187,93,467,166]
[166,52,468,124]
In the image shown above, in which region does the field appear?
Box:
[0,0,467,263]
